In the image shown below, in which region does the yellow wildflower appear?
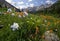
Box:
[35,26,39,34]
[47,22,50,26]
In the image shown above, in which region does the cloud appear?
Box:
[11,2,16,5]
[29,4,34,7]
[16,5,28,9]
[16,6,19,9]
[28,0,32,2]
[46,0,54,4]
[26,3,29,6]
[18,1,24,4]
[15,6,22,9]
[26,3,28,5]
[5,0,12,3]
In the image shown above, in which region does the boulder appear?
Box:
[43,31,60,41]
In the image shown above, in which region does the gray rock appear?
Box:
[44,31,60,41]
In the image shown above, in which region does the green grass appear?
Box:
[0,8,7,12]
[0,12,60,41]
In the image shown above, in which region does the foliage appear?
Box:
[0,13,60,41]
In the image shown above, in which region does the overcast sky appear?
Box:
[5,0,57,9]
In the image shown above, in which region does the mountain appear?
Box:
[0,0,19,12]
[52,0,60,13]
[25,0,59,12]
[25,3,53,12]
[45,0,60,13]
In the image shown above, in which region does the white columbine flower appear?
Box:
[44,19,47,23]
[7,8,12,12]
[10,22,19,31]
[24,11,28,16]
[11,13,15,16]
[45,31,50,35]
[18,15,22,18]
